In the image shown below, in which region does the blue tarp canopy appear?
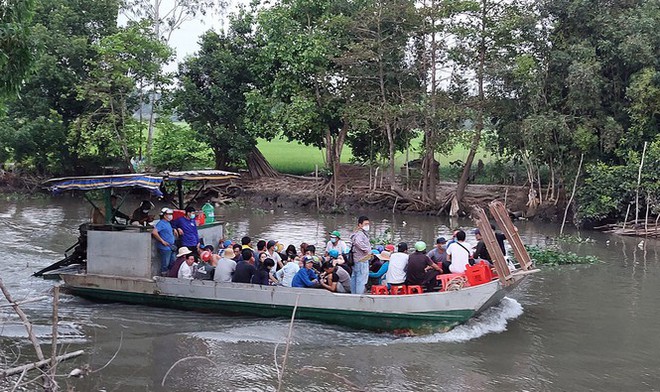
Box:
[45,174,164,196]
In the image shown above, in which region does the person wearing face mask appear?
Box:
[131,200,155,226]
[172,206,200,255]
[152,208,178,276]
[325,230,348,257]
[349,215,371,295]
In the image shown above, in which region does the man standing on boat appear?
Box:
[350,216,372,295]
[172,206,200,254]
[152,208,177,276]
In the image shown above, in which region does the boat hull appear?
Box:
[61,273,527,332]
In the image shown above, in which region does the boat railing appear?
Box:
[86,223,152,233]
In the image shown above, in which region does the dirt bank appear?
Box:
[233,175,535,218]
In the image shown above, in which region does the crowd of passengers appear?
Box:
[149,204,508,294]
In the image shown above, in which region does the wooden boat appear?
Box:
[41,174,537,332]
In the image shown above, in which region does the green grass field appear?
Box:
[257,137,493,176]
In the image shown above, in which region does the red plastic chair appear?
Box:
[464,262,492,286]
[390,285,407,295]
[406,285,423,294]
[370,285,389,295]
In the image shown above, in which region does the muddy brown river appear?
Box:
[1,196,659,391]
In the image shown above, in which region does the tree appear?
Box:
[0,0,35,96]
[0,0,120,174]
[121,0,220,164]
[445,0,540,215]
[246,0,364,192]
[75,21,173,172]
[341,0,420,190]
[175,14,273,173]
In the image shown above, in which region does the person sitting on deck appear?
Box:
[232,249,256,284]
[427,237,450,273]
[194,253,217,280]
[152,208,177,276]
[131,200,155,226]
[178,253,197,279]
[369,251,390,285]
[304,245,323,273]
[386,242,409,287]
[325,230,348,257]
[251,258,275,285]
[446,230,474,274]
[231,244,243,262]
[172,206,200,255]
[214,248,237,283]
[405,241,442,292]
[168,247,192,278]
[319,261,342,292]
[291,256,320,288]
[472,229,492,264]
[275,253,300,287]
[265,240,283,271]
[241,236,259,265]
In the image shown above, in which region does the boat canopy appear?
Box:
[44,174,164,196]
[160,170,240,181]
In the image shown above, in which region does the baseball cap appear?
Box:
[414,241,427,252]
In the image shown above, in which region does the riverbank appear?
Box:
[230,174,541,219]
[0,170,560,221]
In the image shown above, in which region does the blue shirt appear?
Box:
[291,268,319,288]
[155,219,175,251]
[369,261,389,284]
[172,216,199,247]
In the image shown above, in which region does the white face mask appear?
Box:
[362,224,370,232]
[142,209,149,213]
[190,213,196,219]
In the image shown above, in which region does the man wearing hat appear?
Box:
[325,230,348,257]
[214,247,237,282]
[405,241,442,292]
[427,237,450,273]
[168,247,193,278]
[291,256,321,288]
[152,208,178,275]
[172,206,200,254]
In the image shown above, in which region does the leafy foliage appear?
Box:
[0,0,35,96]
[175,15,262,170]
[151,120,212,171]
[525,245,600,266]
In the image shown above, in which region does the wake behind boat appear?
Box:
[39,173,537,333]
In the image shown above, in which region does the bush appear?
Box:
[151,121,213,171]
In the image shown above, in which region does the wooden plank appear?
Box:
[489,201,532,270]
[473,207,510,286]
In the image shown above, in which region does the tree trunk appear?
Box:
[213,147,229,170]
[247,146,279,178]
[450,0,486,216]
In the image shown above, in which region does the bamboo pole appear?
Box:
[635,141,648,224]
[277,295,300,392]
[489,201,532,270]
[1,351,85,379]
[473,207,510,285]
[0,279,45,362]
[49,286,60,383]
[560,154,584,236]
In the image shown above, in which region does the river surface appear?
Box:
[1,196,660,391]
